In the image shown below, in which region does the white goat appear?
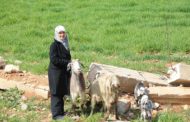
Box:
[67,59,86,114]
[90,70,120,120]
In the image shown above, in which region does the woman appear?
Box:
[48,25,71,120]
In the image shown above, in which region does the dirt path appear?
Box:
[0,70,48,86]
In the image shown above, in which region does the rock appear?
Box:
[42,108,46,111]
[128,112,135,119]
[4,64,20,73]
[71,115,80,121]
[0,78,49,99]
[153,102,160,109]
[167,63,190,86]
[48,113,51,118]
[182,105,189,110]
[44,75,48,78]
[148,87,190,104]
[117,97,131,116]
[13,108,16,111]
[21,102,28,111]
[88,63,168,93]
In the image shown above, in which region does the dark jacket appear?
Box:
[48,39,71,96]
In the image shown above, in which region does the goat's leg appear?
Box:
[80,103,84,114]
[80,103,86,114]
[71,103,77,115]
[80,93,86,114]
[140,110,143,121]
[104,106,110,120]
[114,103,119,120]
[147,110,152,122]
[71,99,78,115]
[141,110,147,122]
[90,97,96,116]
[70,92,78,115]
[100,102,106,113]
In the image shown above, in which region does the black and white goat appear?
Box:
[134,82,153,122]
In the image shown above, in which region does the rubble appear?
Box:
[21,102,28,111]
[117,95,131,119]
[0,78,49,99]
[88,63,168,93]
[88,63,190,105]
[4,64,20,73]
[148,86,190,104]
[167,63,190,86]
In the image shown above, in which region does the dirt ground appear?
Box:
[0,69,48,85]
[0,69,48,98]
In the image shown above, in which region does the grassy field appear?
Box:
[0,0,190,74]
[1,0,190,121]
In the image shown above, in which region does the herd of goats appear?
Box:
[67,59,154,122]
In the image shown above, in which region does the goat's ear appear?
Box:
[67,63,72,71]
[95,71,101,79]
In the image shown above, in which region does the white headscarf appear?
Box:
[54,25,69,50]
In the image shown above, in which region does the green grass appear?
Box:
[0,0,190,74]
[155,112,185,122]
[0,88,41,122]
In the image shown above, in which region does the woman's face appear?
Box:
[58,31,66,40]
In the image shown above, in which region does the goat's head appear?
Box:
[67,59,84,74]
[141,95,149,107]
[138,86,148,97]
[111,75,120,90]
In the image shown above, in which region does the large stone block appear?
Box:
[167,63,190,86]
[88,63,168,93]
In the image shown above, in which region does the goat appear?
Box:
[67,59,86,114]
[134,82,149,106]
[140,95,153,122]
[90,70,120,120]
[134,82,153,122]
